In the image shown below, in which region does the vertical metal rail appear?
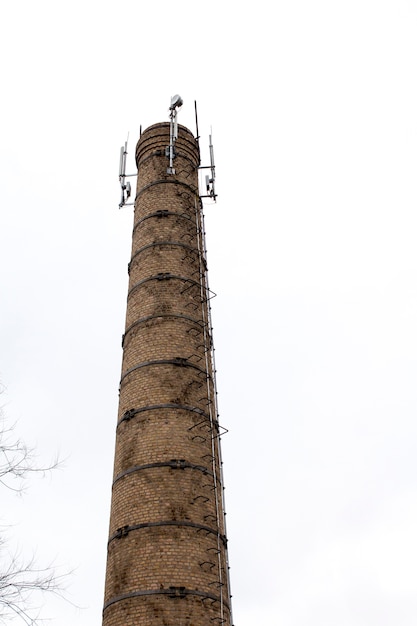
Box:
[194,195,234,626]
[194,100,200,149]
[193,196,224,621]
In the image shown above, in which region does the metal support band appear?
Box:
[117,403,210,428]
[108,520,227,547]
[133,210,194,235]
[127,273,201,298]
[120,358,209,385]
[129,241,200,268]
[112,460,214,487]
[137,146,198,171]
[103,586,230,612]
[122,313,208,347]
[135,178,198,201]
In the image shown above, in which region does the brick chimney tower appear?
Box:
[102,108,233,626]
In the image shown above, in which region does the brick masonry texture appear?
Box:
[102,123,232,626]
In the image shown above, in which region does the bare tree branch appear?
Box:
[0,418,59,493]
[0,551,67,626]
[0,392,69,625]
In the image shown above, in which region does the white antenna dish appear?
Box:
[170,94,183,109]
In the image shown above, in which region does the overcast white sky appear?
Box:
[1,1,417,625]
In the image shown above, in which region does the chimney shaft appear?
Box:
[102,122,232,626]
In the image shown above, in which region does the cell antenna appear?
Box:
[166,94,183,175]
[208,132,216,200]
[201,130,216,201]
[118,136,135,208]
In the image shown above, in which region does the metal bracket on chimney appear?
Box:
[169,459,186,469]
[168,586,187,598]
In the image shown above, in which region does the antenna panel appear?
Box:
[118,140,136,208]
[198,132,217,201]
